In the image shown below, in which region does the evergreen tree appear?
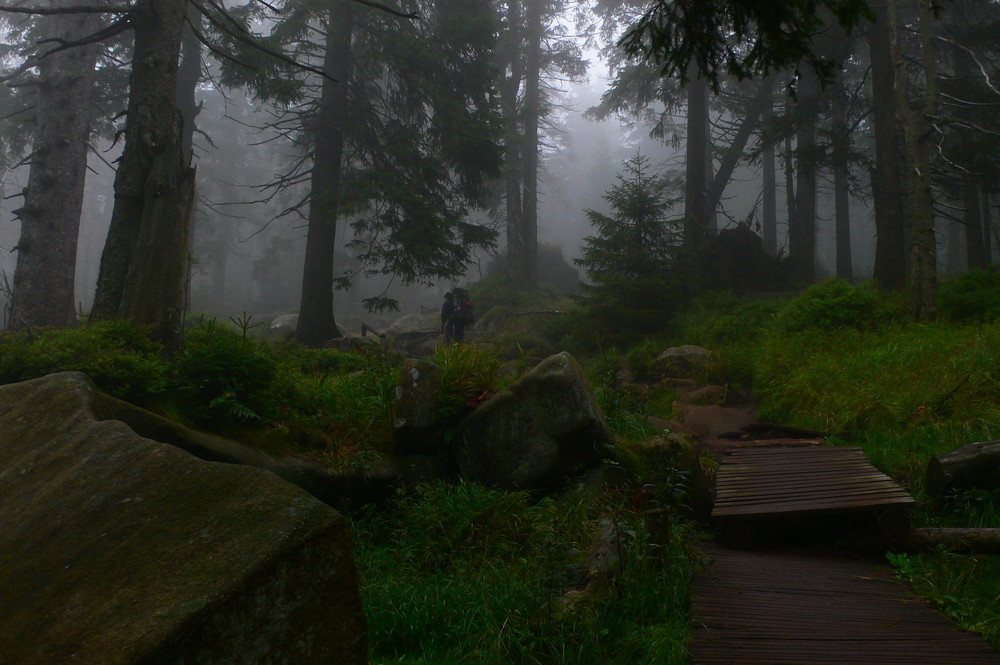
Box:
[575,151,683,335]
[219,0,503,345]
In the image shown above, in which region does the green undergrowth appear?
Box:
[352,481,699,665]
[0,320,400,462]
[888,550,1000,648]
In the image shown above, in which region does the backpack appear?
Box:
[452,288,475,324]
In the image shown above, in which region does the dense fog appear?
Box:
[1,0,997,336]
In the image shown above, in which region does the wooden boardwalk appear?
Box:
[693,443,1000,663]
[691,543,1000,665]
[713,446,914,519]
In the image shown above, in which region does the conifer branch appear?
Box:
[349,0,418,20]
[188,0,336,82]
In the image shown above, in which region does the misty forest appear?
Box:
[2,0,1000,663]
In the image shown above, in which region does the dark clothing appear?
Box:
[441,298,465,343]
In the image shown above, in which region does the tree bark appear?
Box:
[176,5,202,166]
[705,91,767,218]
[893,0,939,320]
[518,0,542,288]
[9,11,100,328]
[502,0,525,287]
[950,47,986,271]
[946,217,964,274]
[963,177,987,271]
[868,0,907,291]
[784,134,796,242]
[789,67,818,283]
[983,194,994,264]
[296,4,354,347]
[683,68,709,247]
[925,439,1000,497]
[761,85,778,257]
[91,0,192,349]
[831,76,853,282]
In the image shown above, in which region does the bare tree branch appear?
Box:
[0,4,131,16]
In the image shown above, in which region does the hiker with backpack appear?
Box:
[441,289,474,343]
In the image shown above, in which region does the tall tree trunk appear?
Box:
[761,84,778,257]
[9,11,100,328]
[705,92,767,215]
[868,0,907,291]
[518,0,542,288]
[892,0,939,320]
[501,0,525,287]
[762,142,777,256]
[951,48,986,271]
[831,75,853,282]
[211,243,228,313]
[963,177,987,270]
[946,217,964,274]
[176,8,202,326]
[684,68,709,247]
[92,0,193,348]
[789,67,818,283]
[296,5,354,347]
[176,6,202,166]
[983,194,994,265]
[705,112,718,235]
[784,134,796,249]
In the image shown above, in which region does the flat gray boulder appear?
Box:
[451,352,612,491]
[0,372,367,665]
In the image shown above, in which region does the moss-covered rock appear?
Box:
[653,345,712,380]
[451,352,613,491]
[0,372,367,665]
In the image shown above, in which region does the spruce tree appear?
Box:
[575,151,683,335]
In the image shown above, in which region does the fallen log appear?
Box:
[924,439,1000,497]
[718,421,844,441]
[902,528,1000,554]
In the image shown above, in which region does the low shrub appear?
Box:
[938,268,1000,322]
[0,321,167,404]
[171,323,277,426]
[775,279,902,333]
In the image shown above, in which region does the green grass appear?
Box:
[352,482,697,665]
[889,550,1000,648]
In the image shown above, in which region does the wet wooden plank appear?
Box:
[712,445,915,520]
[691,543,1000,665]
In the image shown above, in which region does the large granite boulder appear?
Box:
[393,358,446,453]
[653,345,712,379]
[267,313,298,337]
[0,372,367,665]
[451,352,613,491]
[386,312,439,336]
